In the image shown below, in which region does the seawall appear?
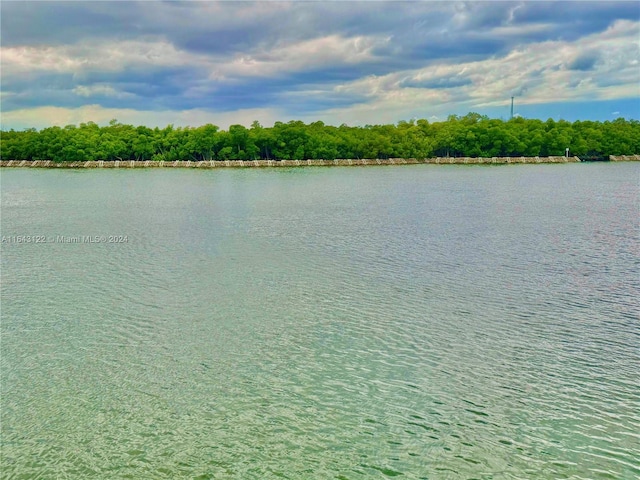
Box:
[2,155,638,168]
[609,155,640,161]
[0,156,599,168]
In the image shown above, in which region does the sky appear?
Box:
[1,1,639,130]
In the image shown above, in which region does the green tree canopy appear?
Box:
[2,115,638,161]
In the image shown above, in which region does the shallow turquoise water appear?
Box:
[1,163,639,479]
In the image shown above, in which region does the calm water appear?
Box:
[1,163,638,479]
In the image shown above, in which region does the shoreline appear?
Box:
[1,155,638,169]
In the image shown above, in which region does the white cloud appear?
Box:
[210,34,388,80]
[0,104,284,131]
[1,40,210,77]
[2,32,388,86]
[72,85,134,99]
[1,4,637,129]
[300,18,640,123]
[487,22,553,38]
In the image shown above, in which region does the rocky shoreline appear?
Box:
[1,155,638,168]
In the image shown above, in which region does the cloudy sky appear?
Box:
[1,1,638,129]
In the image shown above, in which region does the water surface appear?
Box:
[1,163,639,479]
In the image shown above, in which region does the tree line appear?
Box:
[1,114,639,162]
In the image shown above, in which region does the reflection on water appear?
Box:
[1,163,639,478]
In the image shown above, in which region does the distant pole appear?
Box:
[510,97,514,119]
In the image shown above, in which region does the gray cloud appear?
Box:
[400,76,473,89]
[568,53,600,71]
[1,1,638,125]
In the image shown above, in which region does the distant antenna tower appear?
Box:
[510,96,514,119]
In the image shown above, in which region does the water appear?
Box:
[1,163,638,479]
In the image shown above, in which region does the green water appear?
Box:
[1,164,638,479]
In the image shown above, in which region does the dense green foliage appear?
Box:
[2,114,639,162]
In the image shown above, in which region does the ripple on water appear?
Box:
[1,164,639,478]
